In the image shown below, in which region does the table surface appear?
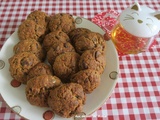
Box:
[0,0,160,120]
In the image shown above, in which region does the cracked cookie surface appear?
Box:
[43,30,70,51]
[68,28,91,45]
[74,32,106,54]
[78,49,106,74]
[49,13,75,34]
[18,19,46,41]
[27,10,49,27]
[53,52,80,83]
[27,62,53,81]
[70,69,101,94]
[26,75,61,107]
[14,39,45,61]
[9,52,40,84]
[47,83,86,118]
[47,42,75,65]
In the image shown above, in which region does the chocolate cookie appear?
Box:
[49,13,75,34]
[27,10,49,27]
[27,62,53,81]
[70,69,101,94]
[53,52,80,83]
[27,10,50,42]
[74,32,106,54]
[68,28,91,45]
[26,75,61,107]
[14,39,45,61]
[18,19,46,42]
[78,49,106,74]
[43,30,70,51]
[47,42,75,65]
[47,83,86,118]
[9,52,40,84]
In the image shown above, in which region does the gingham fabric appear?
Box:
[0,0,160,120]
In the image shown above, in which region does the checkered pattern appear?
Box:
[0,0,160,120]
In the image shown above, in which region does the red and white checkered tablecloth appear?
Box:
[0,0,160,120]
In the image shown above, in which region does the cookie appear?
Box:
[26,75,61,107]
[53,52,80,83]
[27,10,49,27]
[78,49,106,74]
[9,52,40,84]
[18,19,46,42]
[47,42,75,65]
[27,62,53,81]
[68,28,91,45]
[27,10,50,42]
[14,39,45,61]
[43,30,70,51]
[49,13,75,34]
[47,83,86,118]
[74,32,106,54]
[70,69,101,94]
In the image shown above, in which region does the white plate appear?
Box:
[0,16,119,120]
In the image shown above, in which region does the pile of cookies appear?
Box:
[8,10,106,118]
